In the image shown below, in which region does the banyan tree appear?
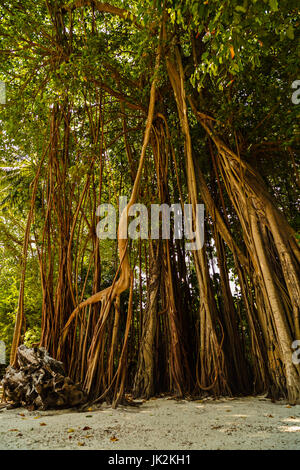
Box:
[0,0,299,407]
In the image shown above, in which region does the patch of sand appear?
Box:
[0,397,299,450]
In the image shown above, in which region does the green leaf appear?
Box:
[269,0,278,11]
[286,25,294,40]
[235,6,246,13]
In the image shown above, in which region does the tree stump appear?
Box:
[1,345,87,409]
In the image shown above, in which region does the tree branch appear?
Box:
[65,1,141,29]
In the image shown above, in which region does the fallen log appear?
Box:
[1,345,87,410]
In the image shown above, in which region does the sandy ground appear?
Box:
[0,396,299,450]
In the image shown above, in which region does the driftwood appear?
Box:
[1,345,86,409]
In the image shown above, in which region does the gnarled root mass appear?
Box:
[2,345,86,410]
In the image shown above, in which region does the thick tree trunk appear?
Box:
[133,243,160,398]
